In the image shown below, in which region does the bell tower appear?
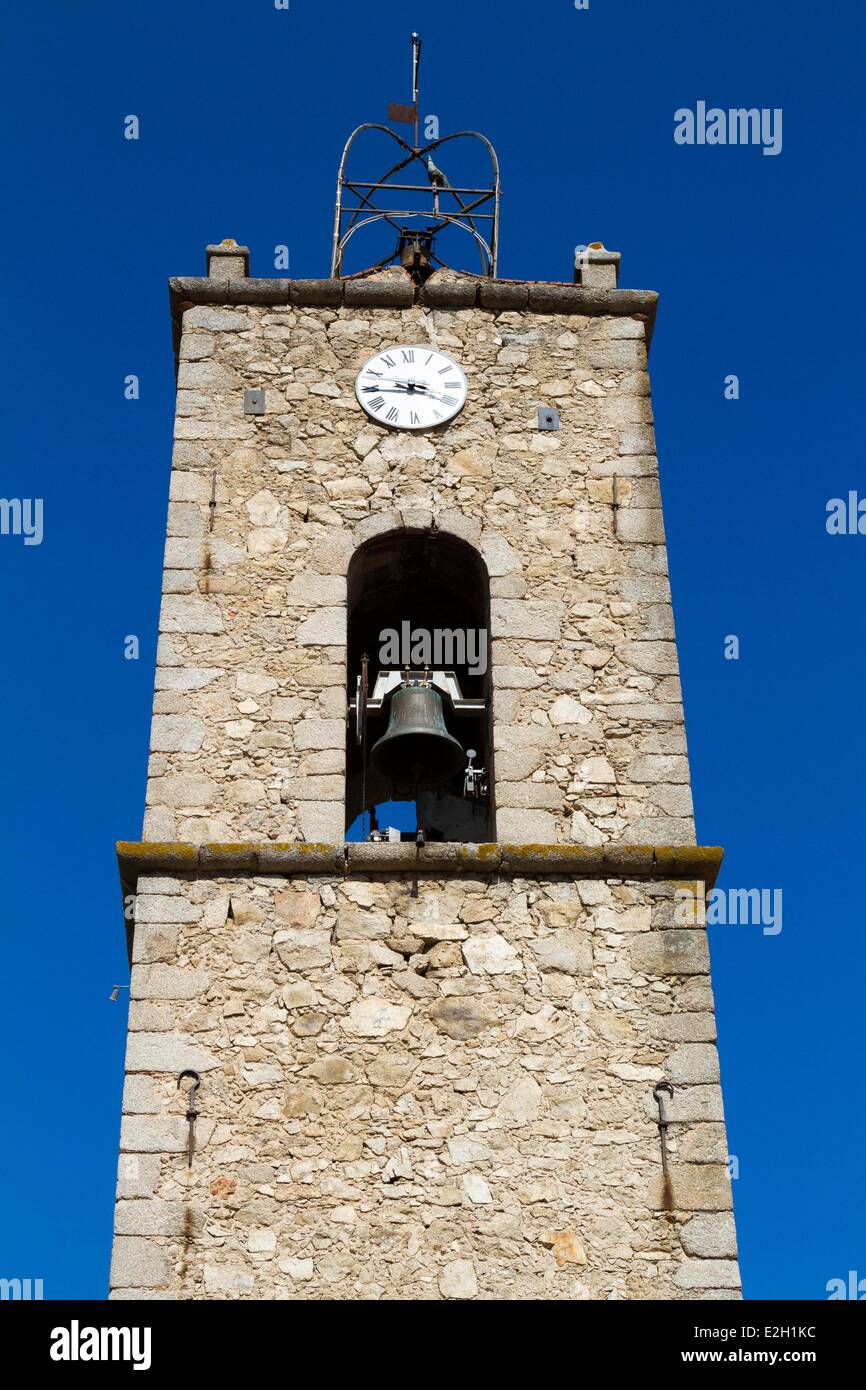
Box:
[110,42,740,1301]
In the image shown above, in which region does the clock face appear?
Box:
[355,345,467,431]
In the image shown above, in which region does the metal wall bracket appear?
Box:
[349,669,485,719]
[244,388,265,416]
[653,1081,675,1178]
[177,1070,201,1169]
[538,406,560,431]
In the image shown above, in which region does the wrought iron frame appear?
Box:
[330,125,501,279]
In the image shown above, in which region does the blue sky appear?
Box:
[1,0,863,1300]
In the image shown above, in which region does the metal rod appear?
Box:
[360,654,369,837]
[177,1070,201,1170]
[653,1082,674,1179]
[341,203,495,220]
[346,181,492,195]
[412,33,421,150]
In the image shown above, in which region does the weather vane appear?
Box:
[330,33,501,281]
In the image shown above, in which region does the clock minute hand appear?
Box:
[362,378,452,403]
[391,380,453,403]
[371,378,436,397]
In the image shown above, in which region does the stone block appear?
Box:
[496,808,558,843]
[132,965,210,1000]
[297,803,344,842]
[163,538,203,569]
[620,641,679,676]
[148,773,217,808]
[154,668,223,692]
[160,595,224,634]
[295,608,347,646]
[628,754,690,784]
[116,1154,161,1200]
[345,997,412,1037]
[652,1012,716,1043]
[462,932,521,976]
[617,508,666,544]
[128,1001,174,1032]
[491,600,563,640]
[677,1124,728,1164]
[134,895,200,924]
[120,1114,214,1153]
[286,574,346,605]
[131,925,179,964]
[674,1258,740,1289]
[664,1085,726,1123]
[274,928,333,970]
[495,748,545,780]
[480,532,522,576]
[149,715,205,754]
[183,307,250,331]
[166,501,205,538]
[110,1237,169,1290]
[494,724,557,751]
[283,775,343,801]
[496,782,563,810]
[122,1076,163,1114]
[666,1043,721,1085]
[203,1264,255,1295]
[495,667,543,691]
[438,1259,478,1299]
[648,1164,733,1211]
[648,784,694,817]
[294,719,344,750]
[125,1033,218,1073]
[625,817,696,846]
[680,1212,738,1259]
[115,1201,197,1238]
[529,931,592,975]
[629,930,709,976]
[135,876,180,896]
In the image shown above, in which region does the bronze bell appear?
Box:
[370,682,465,790]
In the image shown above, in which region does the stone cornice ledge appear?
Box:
[118,840,722,889]
[169,277,657,320]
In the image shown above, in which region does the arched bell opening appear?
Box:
[345,529,494,842]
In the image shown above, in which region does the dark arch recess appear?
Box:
[345,528,494,841]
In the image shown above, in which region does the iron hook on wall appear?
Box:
[177,1070,201,1170]
[653,1081,675,1178]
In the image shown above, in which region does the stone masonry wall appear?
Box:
[145,300,694,848]
[110,869,739,1301]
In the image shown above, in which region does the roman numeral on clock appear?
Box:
[410,411,421,425]
[368,395,385,411]
[381,354,396,368]
[385,406,400,423]
[441,395,457,407]
[401,349,415,363]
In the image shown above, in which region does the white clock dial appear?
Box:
[355,345,467,431]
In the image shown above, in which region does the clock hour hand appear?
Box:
[390,379,454,403]
[362,377,455,404]
[362,378,427,395]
